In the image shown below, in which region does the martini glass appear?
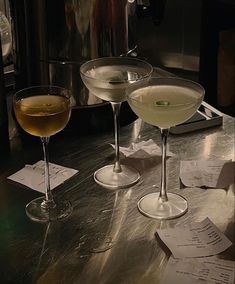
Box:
[80,57,153,190]
[13,85,73,222]
[127,77,205,219]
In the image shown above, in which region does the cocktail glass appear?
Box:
[13,85,73,222]
[80,57,153,190]
[127,77,205,219]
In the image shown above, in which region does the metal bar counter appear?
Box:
[0,107,234,283]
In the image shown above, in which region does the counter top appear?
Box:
[0,104,234,283]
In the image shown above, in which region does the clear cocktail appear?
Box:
[80,57,153,190]
[127,77,205,219]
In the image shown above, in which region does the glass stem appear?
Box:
[41,137,56,209]
[159,128,170,202]
[111,102,122,173]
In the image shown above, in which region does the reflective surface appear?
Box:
[0,102,234,283]
[9,0,137,106]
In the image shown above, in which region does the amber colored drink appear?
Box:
[14,95,71,137]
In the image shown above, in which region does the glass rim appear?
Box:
[127,76,205,107]
[13,85,71,101]
[80,56,153,83]
[147,76,205,92]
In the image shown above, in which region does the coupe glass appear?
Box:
[127,77,205,219]
[13,85,73,222]
[80,57,153,190]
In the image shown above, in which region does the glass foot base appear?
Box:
[25,197,73,223]
[138,192,188,220]
[94,164,140,190]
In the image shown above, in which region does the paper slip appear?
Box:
[8,160,78,193]
[161,256,235,284]
[180,160,235,188]
[156,218,232,258]
[111,139,174,158]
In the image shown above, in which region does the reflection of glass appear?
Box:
[127,77,205,219]
[90,189,132,254]
[91,191,119,253]
[80,57,153,190]
[13,86,73,222]
[0,10,12,62]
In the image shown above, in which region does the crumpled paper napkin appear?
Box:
[111,139,174,158]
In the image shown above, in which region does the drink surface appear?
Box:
[14,95,71,137]
[128,85,202,129]
[82,65,145,102]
